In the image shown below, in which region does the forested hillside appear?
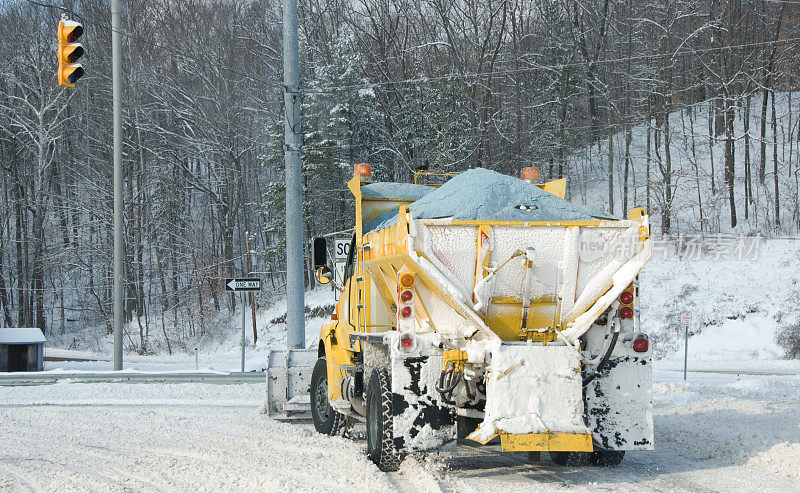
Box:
[571,93,800,235]
[1,0,797,351]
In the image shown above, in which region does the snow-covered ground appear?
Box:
[1,367,798,492]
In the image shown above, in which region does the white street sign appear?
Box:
[225,278,261,292]
[334,239,350,261]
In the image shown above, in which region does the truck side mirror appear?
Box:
[315,266,332,285]
[312,236,328,269]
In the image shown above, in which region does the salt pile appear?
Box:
[411,168,612,222]
[363,168,616,233]
[361,182,430,200]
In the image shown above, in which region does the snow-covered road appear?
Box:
[1,371,798,492]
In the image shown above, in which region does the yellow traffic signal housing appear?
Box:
[57,19,84,87]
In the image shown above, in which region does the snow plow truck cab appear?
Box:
[309,165,653,471]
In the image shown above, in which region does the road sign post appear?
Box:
[226,278,261,372]
[682,312,692,381]
[241,292,246,372]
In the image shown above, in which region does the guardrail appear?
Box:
[0,371,266,386]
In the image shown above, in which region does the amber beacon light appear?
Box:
[58,17,85,87]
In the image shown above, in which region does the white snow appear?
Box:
[2,363,799,491]
[747,442,800,481]
[0,381,264,407]
[669,314,784,361]
[0,327,45,344]
[0,383,396,492]
[642,238,800,360]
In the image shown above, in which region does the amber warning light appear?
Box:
[353,163,372,178]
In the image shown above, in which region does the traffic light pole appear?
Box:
[283,0,305,349]
[112,0,123,370]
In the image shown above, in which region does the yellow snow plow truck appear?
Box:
[309,165,653,471]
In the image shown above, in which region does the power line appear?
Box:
[761,0,800,5]
[306,36,800,94]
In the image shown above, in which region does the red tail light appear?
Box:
[399,332,416,351]
[400,306,413,319]
[633,334,649,352]
[400,289,413,303]
[619,291,634,305]
[618,306,634,319]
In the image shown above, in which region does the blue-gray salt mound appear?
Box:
[361,182,431,200]
[410,168,610,222]
[363,209,401,234]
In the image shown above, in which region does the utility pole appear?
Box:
[112,0,123,370]
[283,0,305,349]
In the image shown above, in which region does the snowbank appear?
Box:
[651,368,800,485]
[643,238,800,359]
[747,443,800,481]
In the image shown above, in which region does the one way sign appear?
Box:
[225,278,261,292]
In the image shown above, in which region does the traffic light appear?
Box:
[57,18,84,87]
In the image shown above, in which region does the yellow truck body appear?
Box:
[310,167,653,471]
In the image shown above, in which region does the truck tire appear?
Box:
[591,450,625,466]
[550,450,625,467]
[366,367,405,471]
[549,451,593,466]
[457,415,482,440]
[310,357,352,436]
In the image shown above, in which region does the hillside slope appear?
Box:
[569,93,800,236]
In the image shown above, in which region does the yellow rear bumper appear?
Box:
[500,432,593,452]
[468,430,594,452]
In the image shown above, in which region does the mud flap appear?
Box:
[388,334,457,452]
[585,350,654,450]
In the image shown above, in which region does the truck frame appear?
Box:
[309,166,653,471]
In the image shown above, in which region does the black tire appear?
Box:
[591,450,625,466]
[549,451,593,466]
[550,450,625,467]
[310,357,352,436]
[366,368,405,471]
[457,415,482,440]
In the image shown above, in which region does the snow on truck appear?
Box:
[306,165,652,470]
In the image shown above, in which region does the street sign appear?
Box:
[225,278,261,292]
[334,239,350,261]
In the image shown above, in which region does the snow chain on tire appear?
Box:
[367,367,405,472]
[329,407,353,437]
